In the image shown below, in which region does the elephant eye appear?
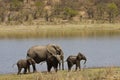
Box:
[56,50,61,55]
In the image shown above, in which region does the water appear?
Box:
[0,36,120,74]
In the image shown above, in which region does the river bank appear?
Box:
[0,23,120,39]
[0,67,120,80]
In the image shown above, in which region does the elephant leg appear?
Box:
[59,63,61,70]
[76,61,80,71]
[79,64,81,71]
[62,56,64,70]
[75,64,79,71]
[68,66,72,71]
[28,66,30,73]
[67,62,72,71]
[75,65,77,71]
[23,68,27,74]
[53,66,58,72]
[47,62,52,72]
[48,65,52,72]
[53,64,58,72]
[17,68,21,75]
[75,63,78,71]
[32,64,37,72]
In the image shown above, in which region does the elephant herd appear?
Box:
[16,44,87,75]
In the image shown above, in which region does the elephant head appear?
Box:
[77,52,87,64]
[53,55,61,63]
[46,44,64,70]
[46,44,63,55]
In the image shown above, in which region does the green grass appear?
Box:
[0,67,120,80]
[0,23,120,39]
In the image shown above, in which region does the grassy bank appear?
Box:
[0,67,120,80]
[0,23,120,39]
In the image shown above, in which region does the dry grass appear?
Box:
[0,67,120,80]
[0,23,120,39]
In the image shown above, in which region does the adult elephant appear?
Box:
[26,44,64,72]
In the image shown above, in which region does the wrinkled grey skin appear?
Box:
[66,52,87,71]
[17,58,36,75]
[47,55,61,72]
[27,44,64,72]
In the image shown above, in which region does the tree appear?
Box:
[87,7,94,19]
[107,2,118,23]
[33,1,44,19]
[96,3,106,21]
[10,0,23,11]
[64,7,78,20]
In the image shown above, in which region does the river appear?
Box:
[0,36,120,74]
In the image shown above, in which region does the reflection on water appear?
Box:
[43,30,120,38]
[0,35,120,74]
[1,28,120,39]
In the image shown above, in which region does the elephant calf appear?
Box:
[66,52,87,71]
[17,58,36,75]
[46,55,61,72]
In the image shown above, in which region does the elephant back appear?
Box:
[27,45,47,63]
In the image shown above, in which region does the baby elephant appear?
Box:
[66,52,87,71]
[17,58,36,75]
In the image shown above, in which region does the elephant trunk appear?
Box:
[62,55,64,70]
[61,50,64,70]
[84,58,87,64]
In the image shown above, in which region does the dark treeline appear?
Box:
[0,0,120,24]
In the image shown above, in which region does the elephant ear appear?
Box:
[77,52,82,60]
[47,44,57,55]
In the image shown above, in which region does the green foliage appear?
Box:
[64,7,78,19]
[96,3,106,20]
[107,2,119,23]
[10,0,22,11]
[35,1,42,7]
[107,2,118,15]
[1,0,120,23]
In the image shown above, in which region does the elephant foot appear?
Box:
[17,73,20,75]
[33,70,38,73]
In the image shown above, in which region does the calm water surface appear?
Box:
[0,36,120,74]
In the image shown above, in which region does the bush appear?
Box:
[64,7,78,20]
